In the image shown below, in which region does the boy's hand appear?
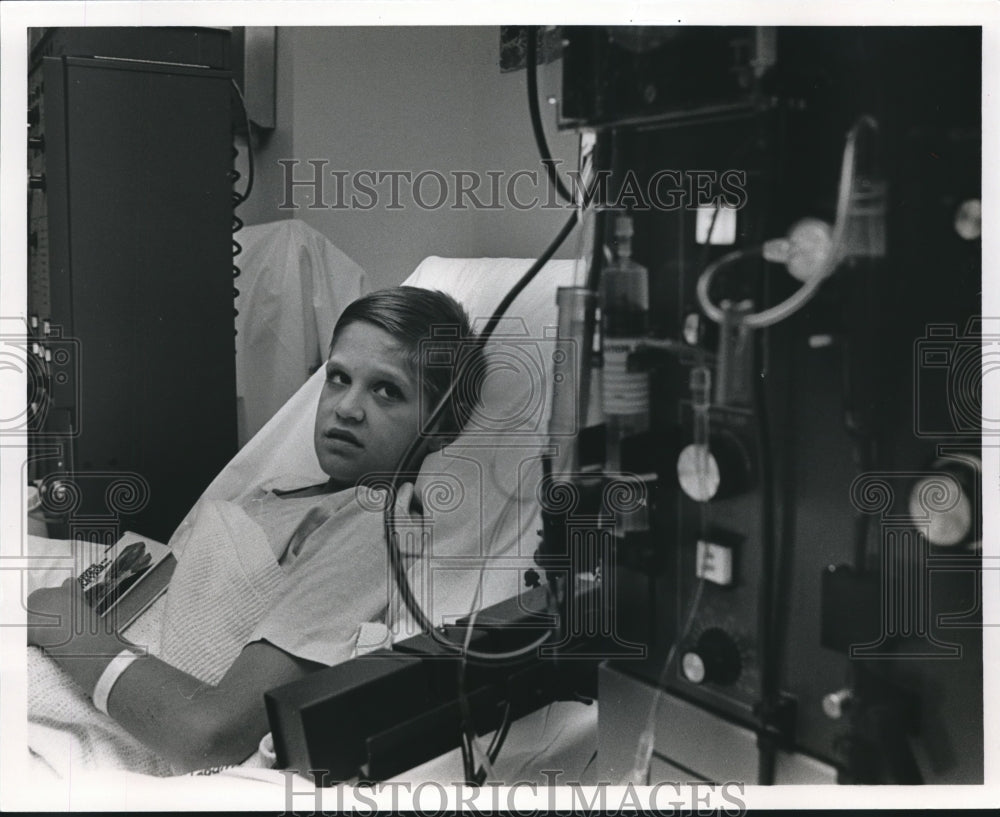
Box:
[26,578,106,650]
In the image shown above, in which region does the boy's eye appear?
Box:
[374,383,404,401]
[326,369,349,386]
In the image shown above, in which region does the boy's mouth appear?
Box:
[324,428,363,447]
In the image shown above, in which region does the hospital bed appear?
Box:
[23,224,600,806]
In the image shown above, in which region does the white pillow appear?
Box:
[170,256,579,629]
[400,257,579,624]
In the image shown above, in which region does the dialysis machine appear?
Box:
[262,26,983,785]
[554,26,982,784]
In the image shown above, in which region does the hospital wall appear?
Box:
[239,27,581,293]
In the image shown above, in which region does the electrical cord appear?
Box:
[229,79,254,342]
[381,58,587,775]
[456,127,600,784]
[526,26,574,205]
[376,196,579,788]
[752,327,780,785]
[459,732,475,784]
[470,701,514,786]
[380,207,580,662]
[488,703,514,764]
[457,607,491,786]
[230,78,255,201]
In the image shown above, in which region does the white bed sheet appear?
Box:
[25,700,597,810]
[20,253,592,803]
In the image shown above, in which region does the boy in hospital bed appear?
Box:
[26,286,483,774]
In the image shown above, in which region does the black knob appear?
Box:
[681,627,742,686]
[27,107,40,126]
[28,175,46,191]
[29,135,45,151]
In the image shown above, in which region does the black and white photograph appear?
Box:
[1,1,996,812]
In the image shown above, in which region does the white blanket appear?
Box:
[28,499,296,778]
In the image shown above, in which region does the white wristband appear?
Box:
[92,650,139,716]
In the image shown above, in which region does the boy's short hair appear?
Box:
[330,286,484,438]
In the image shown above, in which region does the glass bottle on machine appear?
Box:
[601,213,651,534]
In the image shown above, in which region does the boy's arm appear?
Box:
[27,581,321,773]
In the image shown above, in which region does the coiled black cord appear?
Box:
[230,147,243,336]
[229,79,254,344]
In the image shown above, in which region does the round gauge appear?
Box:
[681,651,707,684]
[677,443,721,502]
[954,199,982,240]
[908,471,973,547]
[785,217,834,282]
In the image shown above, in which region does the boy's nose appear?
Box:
[334,390,365,422]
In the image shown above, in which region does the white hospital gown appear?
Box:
[238,480,396,666]
[27,479,415,778]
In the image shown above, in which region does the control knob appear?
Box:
[680,627,742,686]
[907,455,979,548]
[822,688,853,720]
[676,430,753,502]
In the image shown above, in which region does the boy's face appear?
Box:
[314,321,428,487]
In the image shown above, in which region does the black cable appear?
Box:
[584,133,613,292]
[459,732,475,784]
[751,331,778,786]
[526,26,573,206]
[472,701,514,785]
[478,210,580,343]
[230,147,244,315]
[487,702,513,763]
[456,618,481,786]
[229,79,254,342]
[454,136,590,780]
[377,51,581,779]
[378,209,579,789]
[381,207,579,663]
[771,324,798,712]
[230,79,255,202]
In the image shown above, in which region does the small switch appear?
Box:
[696,205,737,245]
[696,540,733,585]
